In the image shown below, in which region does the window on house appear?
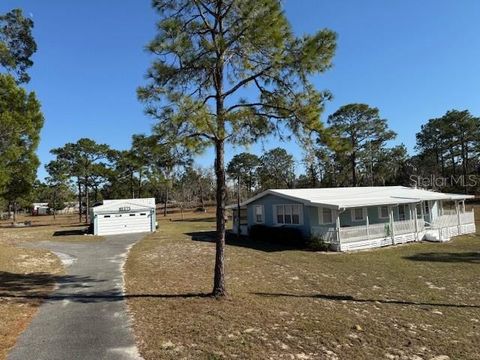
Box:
[276,204,302,225]
[378,206,389,219]
[276,205,284,224]
[320,207,333,224]
[284,205,292,224]
[254,205,264,223]
[352,208,365,221]
[424,202,430,215]
[292,205,300,224]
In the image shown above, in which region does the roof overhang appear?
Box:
[225,187,475,210]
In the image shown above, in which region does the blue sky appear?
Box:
[2,0,480,179]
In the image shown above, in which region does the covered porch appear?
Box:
[312,199,475,251]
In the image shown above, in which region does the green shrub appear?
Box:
[249,224,306,247]
[307,235,331,251]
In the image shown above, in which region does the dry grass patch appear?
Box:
[0,214,103,246]
[125,211,480,360]
[0,243,63,360]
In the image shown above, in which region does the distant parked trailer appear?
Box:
[91,198,156,236]
[32,203,50,216]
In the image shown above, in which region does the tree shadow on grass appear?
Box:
[171,217,216,223]
[253,292,480,309]
[186,230,305,252]
[0,271,210,304]
[0,271,100,294]
[404,252,480,264]
[53,228,89,237]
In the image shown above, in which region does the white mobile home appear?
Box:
[32,203,50,215]
[229,186,476,251]
[91,198,156,236]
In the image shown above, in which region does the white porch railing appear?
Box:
[460,211,475,225]
[339,226,367,242]
[312,210,475,245]
[429,211,475,229]
[418,218,426,232]
[368,222,391,238]
[310,227,338,244]
[394,219,416,235]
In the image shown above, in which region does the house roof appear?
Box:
[230,186,474,210]
[92,198,155,214]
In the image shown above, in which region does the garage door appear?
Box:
[96,212,152,236]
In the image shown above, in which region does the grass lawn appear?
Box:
[125,209,480,360]
[0,214,103,245]
[0,214,102,360]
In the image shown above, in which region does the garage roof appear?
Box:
[92,199,155,214]
[233,186,474,210]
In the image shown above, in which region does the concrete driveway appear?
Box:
[8,233,145,360]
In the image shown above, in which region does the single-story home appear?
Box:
[228,186,476,251]
[91,198,156,236]
[32,203,50,215]
[57,202,80,215]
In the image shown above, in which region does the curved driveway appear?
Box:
[8,233,145,360]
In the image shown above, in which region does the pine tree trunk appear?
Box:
[130,171,135,199]
[351,151,357,186]
[213,139,227,297]
[237,174,241,239]
[163,185,168,217]
[138,171,142,198]
[78,179,82,223]
[212,4,227,298]
[53,189,57,220]
[85,180,90,224]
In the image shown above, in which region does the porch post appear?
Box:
[389,206,395,245]
[455,200,461,234]
[413,203,419,241]
[365,209,370,240]
[335,209,341,250]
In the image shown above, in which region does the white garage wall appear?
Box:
[96,212,152,236]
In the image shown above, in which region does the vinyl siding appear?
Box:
[247,194,310,236]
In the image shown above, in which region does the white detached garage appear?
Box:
[92,198,156,236]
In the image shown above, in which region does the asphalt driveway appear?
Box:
[8,233,145,360]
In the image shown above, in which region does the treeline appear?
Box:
[36,104,480,223]
[5,104,480,222]
[413,110,480,193]
[0,9,44,220]
[226,104,480,198]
